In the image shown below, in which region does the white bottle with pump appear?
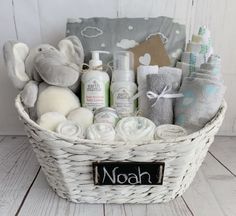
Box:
[110,51,137,117]
[81,51,110,111]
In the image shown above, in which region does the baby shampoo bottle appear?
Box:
[81,51,110,111]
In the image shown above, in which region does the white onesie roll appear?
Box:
[115,117,156,142]
[56,120,85,139]
[86,123,116,141]
[37,112,66,131]
[137,65,159,115]
[154,124,187,140]
[36,86,80,117]
[67,107,94,130]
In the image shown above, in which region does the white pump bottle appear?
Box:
[110,51,137,117]
[81,51,110,111]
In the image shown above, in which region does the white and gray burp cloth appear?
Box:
[177,26,213,79]
[175,55,225,133]
[66,17,186,66]
[144,67,182,126]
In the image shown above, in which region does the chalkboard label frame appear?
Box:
[93,161,165,185]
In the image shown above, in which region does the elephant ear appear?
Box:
[58,35,84,67]
[3,41,30,90]
[20,80,39,107]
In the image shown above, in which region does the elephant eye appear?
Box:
[38,48,42,51]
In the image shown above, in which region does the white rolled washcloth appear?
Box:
[115,116,156,142]
[86,123,116,141]
[56,120,85,139]
[37,112,66,131]
[154,124,187,140]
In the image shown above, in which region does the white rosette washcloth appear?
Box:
[154,124,187,140]
[115,117,156,142]
[86,123,116,141]
[37,112,66,131]
[56,120,85,139]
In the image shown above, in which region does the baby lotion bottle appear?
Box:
[110,51,137,117]
[81,51,110,111]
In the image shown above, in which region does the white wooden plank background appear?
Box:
[0,0,236,135]
[0,136,235,215]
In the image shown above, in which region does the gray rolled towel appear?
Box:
[144,70,182,126]
[175,77,226,133]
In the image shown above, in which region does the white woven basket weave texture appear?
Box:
[15,94,227,204]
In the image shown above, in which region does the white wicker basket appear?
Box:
[15,94,227,204]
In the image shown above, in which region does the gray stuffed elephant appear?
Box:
[3,36,84,109]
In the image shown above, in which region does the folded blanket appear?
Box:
[66,17,186,66]
[56,120,85,138]
[175,77,225,133]
[115,117,155,141]
[144,70,182,126]
[154,124,187,140]
[86,123,116,141]
[37,112,66,131]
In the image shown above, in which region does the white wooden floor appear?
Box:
[0,136,235,216]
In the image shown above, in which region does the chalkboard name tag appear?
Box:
[93,162,165,185]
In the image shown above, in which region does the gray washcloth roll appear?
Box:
[144,70,182,126]
[175,77,226,133]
